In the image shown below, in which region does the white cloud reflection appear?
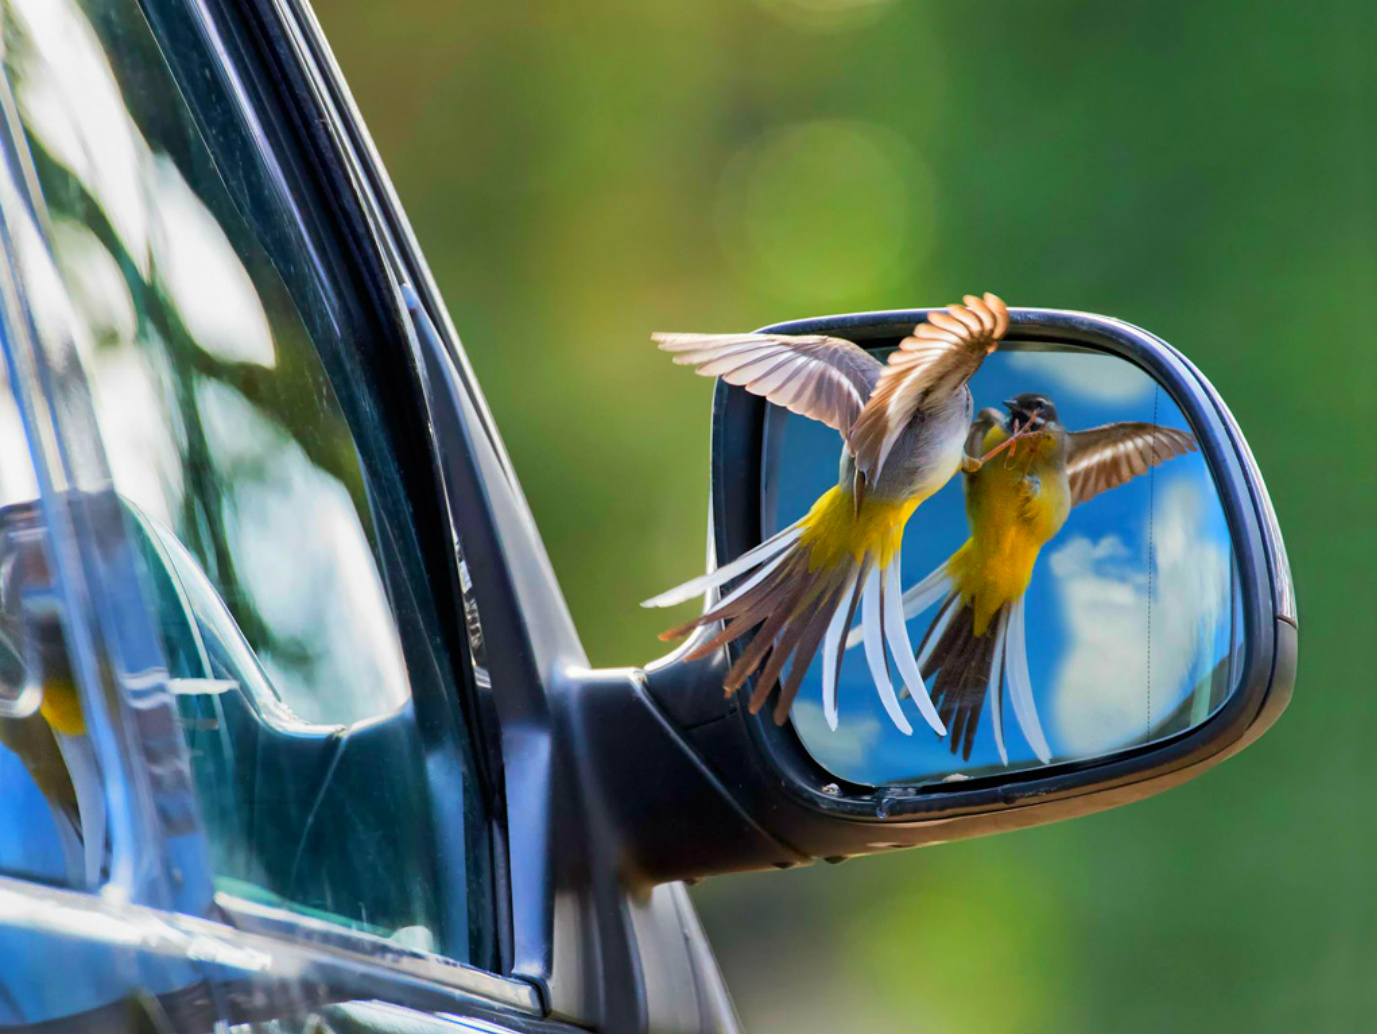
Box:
[37,218,183,526]
[1048,479,1231,756]
[793,701,880,768]
[12,0,274,370]
[10,0,151,275]
[49,220,137,347]
[86,346,185,530]
[195,379,409,726]
[148,157,275,368]
[1006,349,1156,404]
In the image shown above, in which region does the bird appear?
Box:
[865,392,1197,764]
[642,293,1031,737]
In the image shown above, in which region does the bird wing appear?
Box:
[1066,422,1197,506]
[653,332,882,441]
[849,293,1010,482]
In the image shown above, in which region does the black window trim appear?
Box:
[236,0,547,993]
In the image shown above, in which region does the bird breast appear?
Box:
[865,385,973,501]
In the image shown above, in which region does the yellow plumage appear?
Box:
[907,395,1195,762]
[947,425,1070,637]
[798,487,923,571]
[38,679,85,737]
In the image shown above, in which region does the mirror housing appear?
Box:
[565,306,1295,886]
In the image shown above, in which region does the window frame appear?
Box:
[130,0,516,982]
[257,0,621,1016]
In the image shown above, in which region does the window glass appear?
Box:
[0,0,492,963]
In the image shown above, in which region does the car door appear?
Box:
[0,0,736,1030]
[0,0,1300,1030]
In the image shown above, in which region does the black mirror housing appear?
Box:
[559,306,1295,887]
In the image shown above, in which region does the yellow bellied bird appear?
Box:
[868,393,1197,764]
[643,294,1030,736]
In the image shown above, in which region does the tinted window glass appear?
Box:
[0,0,492,962]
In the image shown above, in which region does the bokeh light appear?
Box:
[716,120,933,304]
[752,0,896,33]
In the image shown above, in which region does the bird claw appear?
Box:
[974,419,1035,468]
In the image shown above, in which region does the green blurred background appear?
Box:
[314,1,1371,1030]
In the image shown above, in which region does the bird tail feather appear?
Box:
[847,555,1054,765]
[641,520,804,610]
[913,593,1052,764]
[917,597,1008,762]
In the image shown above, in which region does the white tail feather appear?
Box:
[883,555,946,736]
[845,561,951,650]
[900,564,954,622]
[709,544,793,614]
[820,571,859,731]
[1006,597,1052,763]
[861,566,913,736]
[916,595,961,672]
[988,610,1010,765]
[641,522,803,608]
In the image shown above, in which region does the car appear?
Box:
[0,0,1296,1031]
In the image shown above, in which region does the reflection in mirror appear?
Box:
[766,344,1240,786]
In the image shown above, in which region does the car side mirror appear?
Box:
[568,305,1295,884]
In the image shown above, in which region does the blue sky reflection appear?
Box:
[771,346,1237,786]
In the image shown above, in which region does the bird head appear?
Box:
[1003,392,1059,433]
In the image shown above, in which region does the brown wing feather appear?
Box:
[653,332,881,440]
[1066,422,1197,506]
[850,293,1009,481]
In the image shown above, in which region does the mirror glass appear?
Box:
[764,342,1242,787]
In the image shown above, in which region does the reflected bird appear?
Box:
[865,393,1196,763]
[0,615,105,886]
[644,294,1025,735]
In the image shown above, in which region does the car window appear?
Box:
[0,0,494,964]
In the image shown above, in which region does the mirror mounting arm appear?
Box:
[552,658,811,888]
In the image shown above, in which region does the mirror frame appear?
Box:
[709,306,1296,824]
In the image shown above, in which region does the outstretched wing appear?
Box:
[653,332,882,441]
[1066,422,1197,506]
[850,293,1010,482]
